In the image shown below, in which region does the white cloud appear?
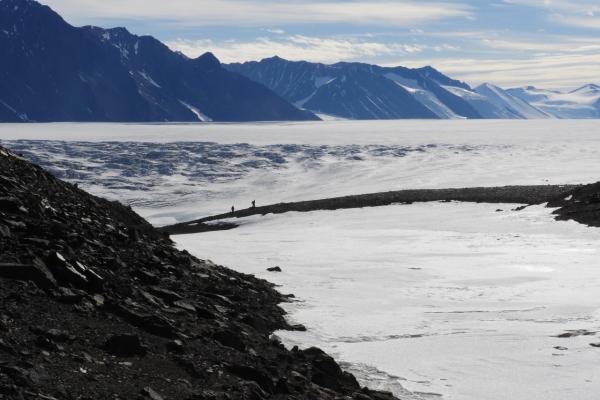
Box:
[167,35,431,64]
[395,53,600,89]
[503,0,600,29]
[549,14,600,30]
[42,0,471,27]
[264,28,285,35]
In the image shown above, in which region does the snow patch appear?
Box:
[137,71,161,88]
[178,100,212,122]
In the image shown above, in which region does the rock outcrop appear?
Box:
[0,145,397,400]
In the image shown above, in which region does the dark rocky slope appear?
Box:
[550,182,600,227]
[0,146,397,400]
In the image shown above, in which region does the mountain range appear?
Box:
[0,0,598,122]
[0,0,317,122]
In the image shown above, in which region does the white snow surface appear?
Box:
[508,85,600,119]
[2,120,600,226]
[475,84,551,119]
[3,120,600,399]
[385,73,461,119]
[175,203,600,400]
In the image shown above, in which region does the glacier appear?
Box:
[2,120,600,399]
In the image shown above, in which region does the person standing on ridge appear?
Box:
[251,200,256,208]
[231,206,235,214]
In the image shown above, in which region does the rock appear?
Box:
[554,346,568,351]
[0,197,22,213]
[31,327,74,343]
[111,304,178,338]
[289,324,307,332]
[46,252,89,289]
[214,330,246,351]
[173,301,197,313]
[135,269,160,285]
[303,347,360,392]
[149,287,183,303]
[0,260,57,289]
[556,329,596,338]
[0,224,11,238]
[104,334,148,357]
[227,365,274,394]
[141,386,164,400]
[267,267,282,272]
[54,287,85,304]
[196,307,216,320]
[0,338,15,355]
[590,343,600,348]
[166,339,185,354]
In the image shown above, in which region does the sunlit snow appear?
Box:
[2,120,600,399]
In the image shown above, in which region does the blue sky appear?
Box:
[43,0,600,89]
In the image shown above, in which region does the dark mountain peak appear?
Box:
[261,55,286,63]
[418,65,437,74]
[195,51,221,69]
[571,83,600,94]
[416,65,471,90]
[0,0,38,10]
[0,0,67,30]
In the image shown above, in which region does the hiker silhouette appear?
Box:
[231,206,235,214]
[251,200,256,208]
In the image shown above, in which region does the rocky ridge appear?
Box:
[0,145,398,400]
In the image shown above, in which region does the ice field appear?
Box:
[3,120,600,399]
[175,204,600,400]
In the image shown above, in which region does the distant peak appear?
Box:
[1,0,41,12]
[477,82,495,89]
[419,65,437,73]
[261,55,287,63]
[571,83,600,93]
[106,26,132,35]
[195,52,221,69]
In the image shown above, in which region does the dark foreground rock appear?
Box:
[0,145,399,400]
[549,182,600,227]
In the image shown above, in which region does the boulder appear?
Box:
[0,260,57,289]
[104,334,147,357]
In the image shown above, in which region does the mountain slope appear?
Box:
[507,84,600,119]
[0,0,317,122]
[474,83,551,119]
[228,57,439,119]
[226,57,483,120]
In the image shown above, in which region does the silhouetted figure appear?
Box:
[231,206,235,214]
[251,200,256,208]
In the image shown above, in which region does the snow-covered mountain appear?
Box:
[507,84,600,119]
[0,0,317,122]
[227,57,560,120]
[473,83,551,119]
[226,57,483,120]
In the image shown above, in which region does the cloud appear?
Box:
[503,0,600,29]
[395,53,600,89]
[167,35,433,64]
[42,0,472,27]
[264,28,285,35]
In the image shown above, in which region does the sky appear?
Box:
[42,0,600,89]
